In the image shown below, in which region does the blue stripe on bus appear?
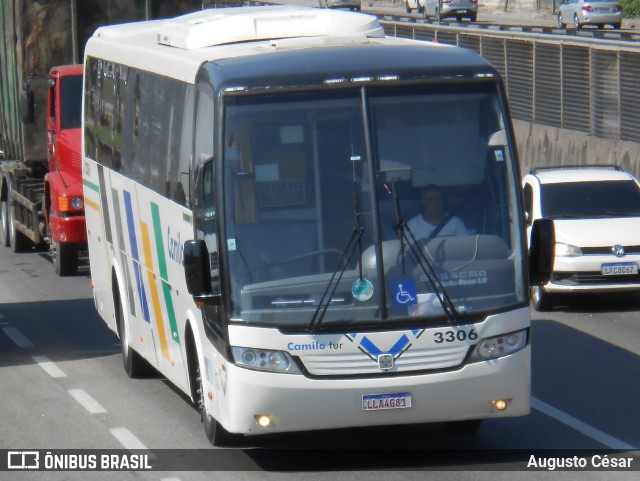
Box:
[123,190,151,324]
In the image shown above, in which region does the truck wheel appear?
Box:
[9,203,31,253]
[53,242,79,276]
[0,199,9,247]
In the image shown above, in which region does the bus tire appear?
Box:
[444,419,482,435]
[53,242,79,276]
[116,292,151,378]
[195,361,238,447]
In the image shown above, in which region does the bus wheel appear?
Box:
[53,242,79,276]
[0,199,9,247]
[116,294,150,378]
[196,363,238,446]
[444,419,482,435]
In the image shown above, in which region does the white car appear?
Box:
[557,0,623,30]
[523,166,640,311]
[405,0,478,22]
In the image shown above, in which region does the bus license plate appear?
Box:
[362,392,411,411]
[601,263,638,276]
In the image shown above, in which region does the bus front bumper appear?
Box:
[218,346,530,435]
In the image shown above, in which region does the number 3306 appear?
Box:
[434,329,478,343]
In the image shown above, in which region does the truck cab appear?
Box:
[44,64,86,275]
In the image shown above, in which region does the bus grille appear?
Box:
[299,344,469,376]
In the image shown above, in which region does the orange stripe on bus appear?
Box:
[140,221,170,362]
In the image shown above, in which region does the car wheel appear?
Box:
[612,22,621,29]
[557,12,565,28]
[469,12,477,22]
[405,0,412,13]
[531,285,553,312]
[573,13,581,30]
[456,14,462,22]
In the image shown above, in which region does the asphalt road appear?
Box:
[0,242,638,480]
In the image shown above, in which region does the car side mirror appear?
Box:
[528,218,555,286]
[184,239,221,306]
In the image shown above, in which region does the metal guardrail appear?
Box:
[380,19,640,145]
[380,12,640,43]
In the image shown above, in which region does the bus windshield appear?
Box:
[222,85,526,329]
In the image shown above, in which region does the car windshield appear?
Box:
[221,85,526,329]
[541,180,640,218]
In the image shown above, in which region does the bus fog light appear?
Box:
[255,415,272,428]
[493,399,508,411]
[468,329,528,362]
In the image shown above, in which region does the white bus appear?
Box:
[82,6,553,445]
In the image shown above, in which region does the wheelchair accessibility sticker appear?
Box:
[392,280,417,307]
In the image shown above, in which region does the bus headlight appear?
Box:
[232,347,302,374]
[467,329,528,362]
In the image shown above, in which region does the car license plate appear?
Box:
[458,9,468,13]
[362,392,411,410]
[601,263,638,275]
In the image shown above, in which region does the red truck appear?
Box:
[0,65,85,275]
[43,65,86,275]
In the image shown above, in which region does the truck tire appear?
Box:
[9,202,31,253]
[53,242,79,276]
[0,199,9,247]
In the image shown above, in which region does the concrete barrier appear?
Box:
[514,120,640,177]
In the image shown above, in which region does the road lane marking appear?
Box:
[532,397,636,450]
[31,355,66,378]
[2,327,34,348]
[110,427,148,450]
[68,389,107,414]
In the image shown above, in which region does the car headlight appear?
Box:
[555,242,582,257]
[232,347,302,374]
[467,329,528,362]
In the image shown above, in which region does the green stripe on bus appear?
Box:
[151,202,180,344]
[83,179,100,193]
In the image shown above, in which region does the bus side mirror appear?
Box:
[20,87,35,124]
[528,218,554,286]
[184,239,221,306]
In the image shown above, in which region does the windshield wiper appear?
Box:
[308,226,363,333]
[308,154,366,333]
[387,179,459,325]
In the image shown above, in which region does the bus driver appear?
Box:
[407,184,467,239]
